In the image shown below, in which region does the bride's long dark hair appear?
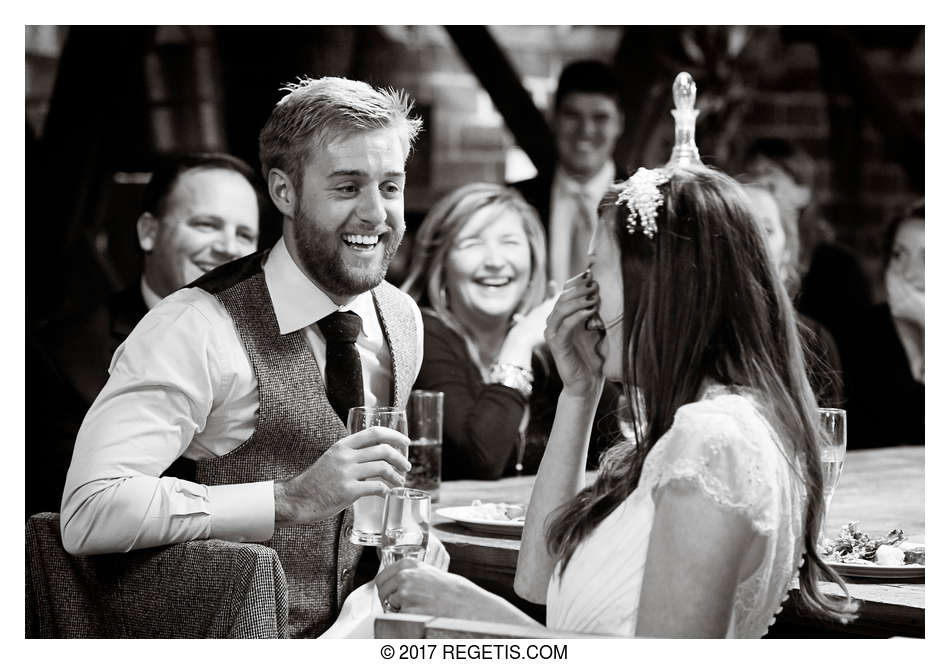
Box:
[546,165,856,623]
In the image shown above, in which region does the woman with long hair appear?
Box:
[377,165,855,636]
[844,200,924,448]
[401,183,556,478]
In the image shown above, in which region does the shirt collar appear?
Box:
[553,161,616,202]
[263,237,375,335]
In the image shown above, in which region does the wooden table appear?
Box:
[432,446,924,637]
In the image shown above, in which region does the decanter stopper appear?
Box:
[666,72,703,168]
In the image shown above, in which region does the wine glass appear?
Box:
[379,488,430,613]
[380,487,431,567]
[346,406,408,546]
[818,408,847,544]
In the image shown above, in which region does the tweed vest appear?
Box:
[189,249,418,638]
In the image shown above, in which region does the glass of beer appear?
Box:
[347,406,408,546]
[817,408,847,541]
[406,390,443,501]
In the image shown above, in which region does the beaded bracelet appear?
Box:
[488,362,534,398]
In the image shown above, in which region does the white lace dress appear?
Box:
[546,387,807,637]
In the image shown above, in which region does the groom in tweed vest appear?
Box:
[61,77,442,637]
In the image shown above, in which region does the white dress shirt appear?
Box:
[547,161,616,287]
[61,238,423,555]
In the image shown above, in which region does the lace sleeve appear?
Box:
[647,398,778,535]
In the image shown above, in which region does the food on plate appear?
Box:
[468,500,526,523]
[901,544,925,565]
[874,544,905,566]
[820,521,924,566]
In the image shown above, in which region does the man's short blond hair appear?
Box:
[258,76,423,189]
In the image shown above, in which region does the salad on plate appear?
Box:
[466,500,526,523]
[820,521,924,567]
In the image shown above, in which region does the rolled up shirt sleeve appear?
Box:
[60,290,274,555]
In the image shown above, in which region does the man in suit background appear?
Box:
[26,153,263,517]
[511,60,625,286]
[511,60,626,470]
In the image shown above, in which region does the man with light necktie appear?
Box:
[60,76,446,638]
[512,60,626,286]
[511,60,625,469]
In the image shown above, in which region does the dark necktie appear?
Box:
[318,310,365,423]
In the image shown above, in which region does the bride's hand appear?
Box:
[544,271,605,397]
[375,558,488,619]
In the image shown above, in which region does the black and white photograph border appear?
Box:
[7,1,944,659]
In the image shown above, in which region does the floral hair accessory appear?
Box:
[615,167,671,238]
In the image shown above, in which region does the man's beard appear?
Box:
[291,208,404,298]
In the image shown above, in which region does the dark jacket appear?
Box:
[841,303,924,448]
[26,285,148,516]
[511,170,557,230]
[510,161,628,231]
[414,311,620,480]
[797,241,872,376]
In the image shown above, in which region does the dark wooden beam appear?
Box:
[814,29,866,236]
[214,26,356,249]
[29,26,154,322]
[215,26,361,173]
[444,26,556,180]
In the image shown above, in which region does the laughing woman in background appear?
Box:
[402,184,557,479]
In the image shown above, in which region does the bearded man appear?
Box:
[60,77,443,637]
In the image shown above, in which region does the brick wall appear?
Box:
[357,26,622,211]
[355,26,923,296]
[735,32,924,297]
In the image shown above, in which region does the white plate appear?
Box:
[822,540,925,580]
[825,560,924,581]
[435,505,524,536]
